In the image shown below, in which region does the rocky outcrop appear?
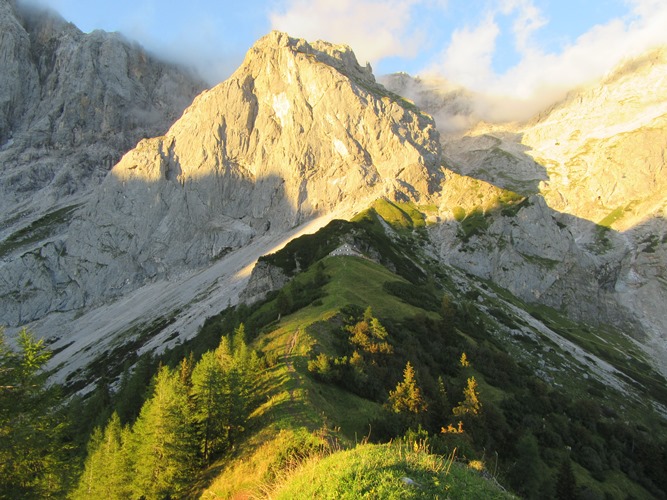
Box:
[430,177,639,331]
[0,0,201,325]
[0,30,443,326]
[239,260,290,305]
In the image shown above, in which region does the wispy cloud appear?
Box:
[435,14,500,91]
[269,0,426,65]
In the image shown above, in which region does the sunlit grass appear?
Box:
[271,442,514,499]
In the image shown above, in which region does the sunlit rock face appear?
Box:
[417,48,667,375]
[0,30,443,325]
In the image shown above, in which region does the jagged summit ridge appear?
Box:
[0,30,443,326]
[247,31,376,86]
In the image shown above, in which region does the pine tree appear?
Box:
[348,308,392,355]
[430,375,451,427]
[555,456,577,500]
[387,361,428,415]
[73,413,132,499]
[228,332,259,444]
[440,294,456,333]
[191,351,229,463]
[276,290,293,315]
[509,433,548,499]
[215,335,234,369]
[115,355,155,424]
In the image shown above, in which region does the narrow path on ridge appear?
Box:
[285,329,300,410]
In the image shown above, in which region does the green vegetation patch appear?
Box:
[372,198,415,230]
[273,442,513,499]
[527,303,667,408]
[452,206,466,222]
[458,207,490,241]
[597,205,627,229]
[395,201,427,229]
[383,280,441,312]
[321,257,430,321]
[0,205,79,258]
[261,205,426,284]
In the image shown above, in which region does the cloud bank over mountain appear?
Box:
[272,0,667,122]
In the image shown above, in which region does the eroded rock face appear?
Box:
[0,0,205,218]
[0,30,443,325]
[239,260,290,305]
[0,0,205,326]
[423,49,667,374]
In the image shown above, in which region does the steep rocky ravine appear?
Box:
[386,50,667,376]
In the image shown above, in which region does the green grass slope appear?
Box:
[194,204,667,499]
[272,441,513,499]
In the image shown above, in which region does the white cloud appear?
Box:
[269,0,426,65]
[500,0,546,55]
[436,14,500,91]
[422,0,667,123]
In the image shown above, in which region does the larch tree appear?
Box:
[131,365,198,498]
[348,308,393,356]
[73,412,132,499]
[452,376,482,417]
[0,328,71,497]
[191,350,229,463]
[387,361,428,415]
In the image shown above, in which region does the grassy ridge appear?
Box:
[68,198,666,499]
[272,441,513,499]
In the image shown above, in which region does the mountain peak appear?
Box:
[242,30,375,86]
[0,30,442,327]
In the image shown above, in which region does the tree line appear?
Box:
[0,325,259,499]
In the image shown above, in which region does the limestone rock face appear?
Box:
[0,30,442,325]
[424,49,667,374]
[0,0,205,219]
[239,260,290,305]
[0,0,204,326]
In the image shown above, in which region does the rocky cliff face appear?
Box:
[0,0,202,325]
[0,0,204,218]
[419,49,667,374]
[2,7,666,380]
[0,30,443,326]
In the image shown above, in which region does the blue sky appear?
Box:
[20,0,667,118]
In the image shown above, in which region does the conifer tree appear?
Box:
[131,365,198,498]
[555,456,577,500]
[348,308,392,355]
[73,413,132,499]
[191,351,229,463]
[0,329,70,497]
[387,361,428,415]
[452,376,482,416]
[115,355,155,424]
[509,433,548,498]
[215,335,234,369]
[228,331,259,444]
[430,375,451,427]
